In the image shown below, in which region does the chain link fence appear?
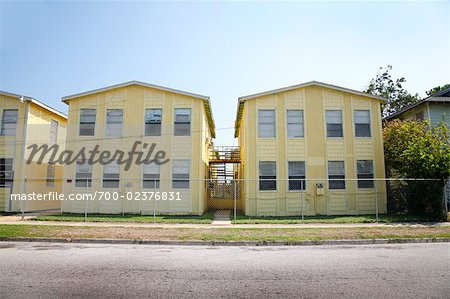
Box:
[2,177,448,223]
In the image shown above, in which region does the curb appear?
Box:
[1,237,449,246]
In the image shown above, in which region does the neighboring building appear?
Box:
[61,81,215,215]
[384,87,450,208]
[384,87,450,126]
[234,81,387,216]
[0,91,67,212]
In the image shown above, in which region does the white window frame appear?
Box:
[326,110,343,138]
[288,161,306,191]
[287,110,304,138]
[258,110,276,138]
[105,109,123,137]
[0,158,14,187]
[172,160,190,189]
[357,160,374,189]
[259,161,277,191]
[46,163,56,187]
[174,109,191,136]
[145,109,162,136]
[79,109,96,136]
[49,119,58,145]
[354,110,371,138]
[75,160,92,188]
[103,160,120,188]
[1,109,19,136]
[328,161,345,190]
[143,163,160,189]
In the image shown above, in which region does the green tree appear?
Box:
[365,65,420,117]
[426,83,450,96]
[383,120,450,220]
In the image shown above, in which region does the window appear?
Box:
[143,163,160,189]
[357,160,374,188]
[258,110,276,138]
[46,163,55,187]
[79,109,96,136]
[415,111,424,121]
[328,161,345,189]
[288,161,306,190]
[0,158,13,187]
[172,160,190,188]
[103,161,120,188]
[259,161,276,191]
[174,109,191,136]
[145,109,162,136]
[105,109,123,137]
[75,160,92,188]
[287,110,304,138]
[1,109,18,136]
[354,110,371,137]
[49,120,58,144]
[326,110,343,137]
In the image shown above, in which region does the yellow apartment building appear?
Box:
[235,81,387,216]
[0,91,67,212]
[61,81,215,215]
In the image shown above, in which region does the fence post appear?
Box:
[375,180,379,222]
[84,182,88,222]
[234,179,237,225]
[153,180,156,224]
[21,177,27,221]
[301,180,304,220]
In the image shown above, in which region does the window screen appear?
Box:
[259,161,276,190]
[326,110,343,137]
[287,110,304,138]
[258,110,276,138]
[354,110,371,137]
[145,109,162,136]
[328,161,345,189]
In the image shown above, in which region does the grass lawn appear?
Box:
[231,214,443,224]
[32,212,215,224]
[0,224,449,242]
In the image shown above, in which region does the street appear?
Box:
[0,242,448,298]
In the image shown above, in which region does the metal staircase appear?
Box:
[208,146,241,203]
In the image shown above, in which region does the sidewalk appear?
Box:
[0,215,449,229]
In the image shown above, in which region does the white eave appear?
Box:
[238,81,386,102]
[61,80,215,137]
[234,81,386,138]
[0,90,67,119]
[61,80,210,102]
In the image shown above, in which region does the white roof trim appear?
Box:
[62,80,210,102]
[0,90,67,119]
[238,81,386,102]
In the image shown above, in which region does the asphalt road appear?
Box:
[0,242,448,298]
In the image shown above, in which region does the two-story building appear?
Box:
[61,81,215,215]
[235,81,387,216]
[384,87,450,126]
[0,91,67,212]
[384,87,450,208]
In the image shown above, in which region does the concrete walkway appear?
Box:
[211,210,231,225]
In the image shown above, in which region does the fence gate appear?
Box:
[207,146,241,211]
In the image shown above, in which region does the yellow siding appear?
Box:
[238,85,387,216]
[1,94,67,212]
[62,84,212,215]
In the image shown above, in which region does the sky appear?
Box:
[1,1,449,145]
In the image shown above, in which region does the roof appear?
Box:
[384,87,450,121]
[0,90,68,119]
[234,81,386,137]
[61,80,215,137]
